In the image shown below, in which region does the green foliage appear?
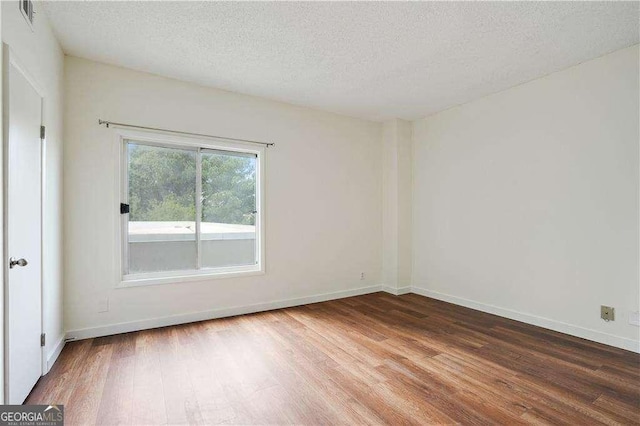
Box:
[128,143,255,225]
[202,152,256,225]
[144,194,196,221]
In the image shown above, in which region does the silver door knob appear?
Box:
[9,257,28,268]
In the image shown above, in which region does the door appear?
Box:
[5,59,43,404]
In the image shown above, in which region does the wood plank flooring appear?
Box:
[27,293,640,425]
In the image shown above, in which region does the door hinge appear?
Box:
[40,125,45,140]
[120,203,130,214]
[40,333,45,347]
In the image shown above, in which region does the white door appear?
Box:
[5,60,43,404]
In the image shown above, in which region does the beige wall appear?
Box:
[56,29,640,354]
[63,56,382,336]
[412,45,639,351]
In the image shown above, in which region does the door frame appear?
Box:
[2,43,46,402]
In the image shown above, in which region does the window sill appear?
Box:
[118,266,264,288]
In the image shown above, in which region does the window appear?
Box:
[120,134,263,283]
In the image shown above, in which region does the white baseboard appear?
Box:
[411,286,640,354]
[382,285,412,295]
[66,284,384,341]
[61,283,639,355]
[45,335,66,373]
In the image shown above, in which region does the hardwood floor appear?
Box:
[27,293,639,425]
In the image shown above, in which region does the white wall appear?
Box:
[2,1,65,371]
[61,30,637,354]
[63,57,382,336]
[412,45,639,352]
[382,119,412,293]
[128,239,255,273]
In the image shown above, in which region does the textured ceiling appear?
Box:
[43,1,639,121]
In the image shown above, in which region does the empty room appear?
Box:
[1,0,639,424]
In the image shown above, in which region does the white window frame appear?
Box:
[114,128,265,287]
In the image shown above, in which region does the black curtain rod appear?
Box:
[98,119,275,148]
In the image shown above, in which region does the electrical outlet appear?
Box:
[98,298,109,313]
[601,305,615,322]
[360,272,365,280]
[629,311,640,326]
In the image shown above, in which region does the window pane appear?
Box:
[201,149,257,268]
[127,142,197,273]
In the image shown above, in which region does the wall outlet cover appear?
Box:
[629,311,640,326]
[98,298,109,313]
[600,305,615,322]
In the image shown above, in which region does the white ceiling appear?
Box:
[43,1,639,122]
